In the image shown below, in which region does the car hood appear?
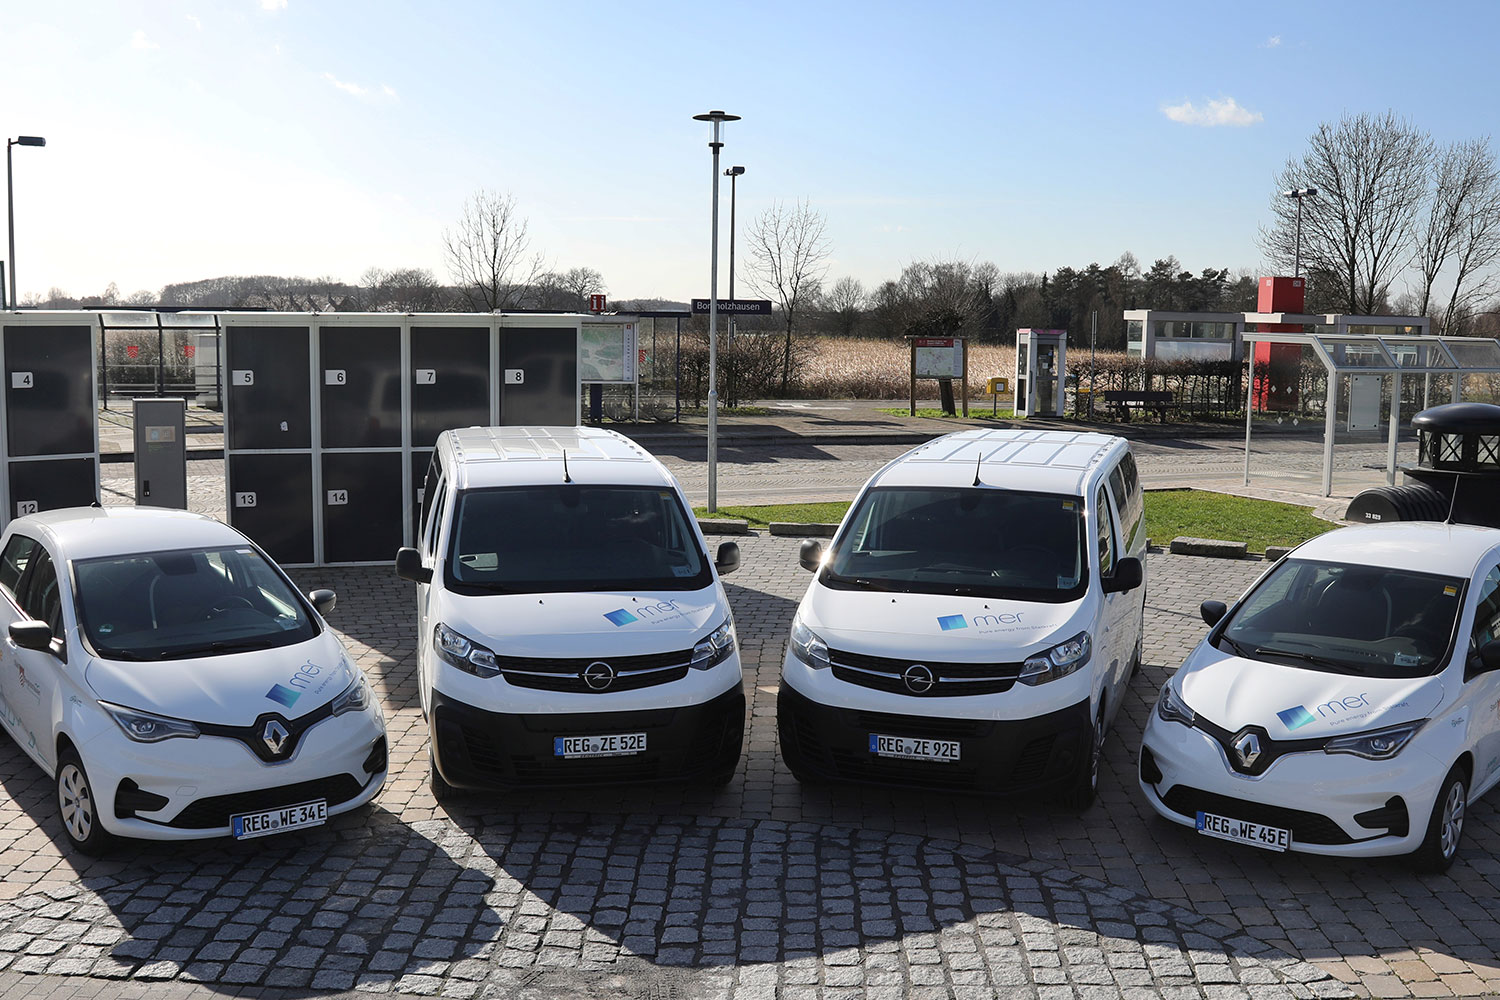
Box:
[441,586,724,657]
[84,631,355,727]
[801,585,1083,660]
[1177,641,1444,738]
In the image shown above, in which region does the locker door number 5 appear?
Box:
[327,490,349,506]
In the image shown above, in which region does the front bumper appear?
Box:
[776,683,1091,796]
[430,682,746,790]
[1139,711,1444,858]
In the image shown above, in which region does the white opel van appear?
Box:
[395,426,745,796]
[778,429,1146,807]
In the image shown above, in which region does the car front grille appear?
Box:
[829,647,1021,697]
[494,649,693,693]
[166,775,366,829]
[1161,785,1354,845]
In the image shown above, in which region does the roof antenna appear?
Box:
[1445,472,1459,524]
[972,452,984,487]
[562,449,573,484]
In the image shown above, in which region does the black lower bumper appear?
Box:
[777,683,1091,796]
[430,683,745,790]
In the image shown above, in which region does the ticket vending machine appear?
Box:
[1014,329,1067,418]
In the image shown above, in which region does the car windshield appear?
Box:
[1215,557,1465,678]
[73,546,318,661]
[821,486,1088,603]
[445,484,712,594]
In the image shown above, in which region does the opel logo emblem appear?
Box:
[583,661,616,691]
[902,664,935,694]
[1232,730,1261,769]
[263,719,291,756]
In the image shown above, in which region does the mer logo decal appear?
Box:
[604,609,640,627]
[1278,692,1371,731]
[937,615,968,631]
[938,612,1027,632]
[605,601,685,627]
[266,684,301,708]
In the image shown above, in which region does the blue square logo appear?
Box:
[937,614,968,631]
[266,684,301,708]
[1277,705,1316,731]
[604,609,639,627]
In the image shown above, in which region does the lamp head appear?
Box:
[13,136,46,147]
[1282,186,1317,199]
[725,165,745,177]
[692,110,740,123]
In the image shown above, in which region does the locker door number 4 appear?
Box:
[10,372,33,389]
[327,490,349,506]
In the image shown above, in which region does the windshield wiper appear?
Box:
[828,574,898,592]
[1215,634,1255,658]
[1252,646,1358,673]
[158,637,277,658]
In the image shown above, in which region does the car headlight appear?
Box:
[329,673,373,717]
[99,702,200,743]
[434,623,500,679]
[691,617,737,670]
[788,616,830,670]
[1324,720,1426,760]
[1155,681,1197,727]
[1018,631,1091,686]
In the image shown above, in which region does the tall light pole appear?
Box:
[1282,186,1317,279]
[693,110,738,514]
[6,136,47,309]
[725,165,745,348]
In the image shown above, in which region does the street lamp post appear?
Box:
[692,110,739,514]
[725,166,745,348]
[6,136,47,310]
[1282,186,1317,279]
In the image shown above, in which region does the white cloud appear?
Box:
[261,0,286,10]
[131,29,158,50]
[323,72,367,97]
[1263,35,1282,48]
[1161,97,1263,127]
[382,84,398,99]
[186,14,202,29]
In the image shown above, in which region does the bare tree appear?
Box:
[1259,112,1432,314]
[744,200,831,394]
[1439,144,1500,333]
[1414,139,1500,324]
[825,276,866,337]
[361,266,445,312]
[443,190,545,311]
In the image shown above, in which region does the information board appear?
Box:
[579,322,637,384]
[913,337,964,378]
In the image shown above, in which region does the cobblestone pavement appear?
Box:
[3,532,1500,999]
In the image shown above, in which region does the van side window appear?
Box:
[0,535,39,603]
[1096,486,1115,576]
[1472,565,1500,654]
[1107,461,1145,555]
[15,546,62,634]
[419,455,441,535]
[424,477,448,557]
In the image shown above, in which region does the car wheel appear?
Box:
[699,727,744,788]
[56,749,115,857]
[1129,632,1144,679]
[1408,764,1468,874]
[1057,707,1105,811]
[777,724,819,786]
[429,749,458,803]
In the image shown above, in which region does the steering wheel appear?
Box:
[209,596,256,614]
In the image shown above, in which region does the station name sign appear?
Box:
[691,298,773,315]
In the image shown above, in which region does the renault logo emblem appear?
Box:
[902,664,935,694]
[262,719,291,756]
[1232,730,1261,769]
[582,661,616,691]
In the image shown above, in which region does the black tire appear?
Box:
[56,748,115,857]
[777,721,820,785]
[1056,707,1105,811]
[429,749,458,803]
[699,727,744,788]
[1129,630,1144,679]
[1408,764,1468,874]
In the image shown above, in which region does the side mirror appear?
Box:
[1103,556,1143,594]
[1471,640,1500,675]
[1200,600,1228,627]
[714,541,741,575]
[308,589,337,617]
[799,540,824,573]
[9,620,52,652]
[395,547,432,584]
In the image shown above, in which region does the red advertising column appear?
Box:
[1253,276,1305,411]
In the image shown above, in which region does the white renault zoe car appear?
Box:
[0,507,387,854]
[1141,522,1500,872]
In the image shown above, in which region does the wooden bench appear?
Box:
[1101,390,1177,422]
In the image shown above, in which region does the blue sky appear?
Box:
[3,0,1498,304]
